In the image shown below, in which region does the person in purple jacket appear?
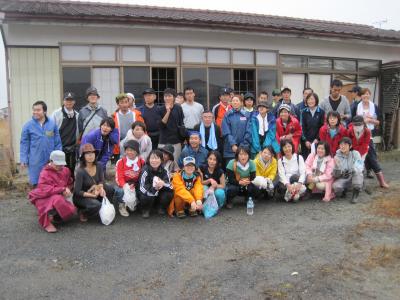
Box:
[81,117,119,172]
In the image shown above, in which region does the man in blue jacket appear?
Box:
[178,131,208,169]
[20,101,62,186]
[221,95,252,165]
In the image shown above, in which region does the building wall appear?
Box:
[9,48,61,162]
[3,23,400,63]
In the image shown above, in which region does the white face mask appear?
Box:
[354,125,364,133]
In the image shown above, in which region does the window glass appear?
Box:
[282,73,305,104]
[92,68,120,113]
[181,48,206,64]
[232,50,254,65]
[124,67,150,107]
[182,68,207,108]
[234,69,255,96]
[334,60,356,71]
[257,69,277,99]
[208,68,231,107]
[281,56,307,68]
[358,60,380,72]
[152,68,176,105]
[92,45,116,61]
[61,45,90,61]
[333,74,356,101]
[122,46,147,62]
[207,49,230,64]
[256,51,277,65]
[309,74,331,100]
[309,58,332,70]
[62,67,91,110]
[150,47,176,63]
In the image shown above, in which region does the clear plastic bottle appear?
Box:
[247,197,254,215]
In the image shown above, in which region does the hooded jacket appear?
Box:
[275,116,302,153]
[254,154,277,181]
[221,108,251,158]
[347,124,371,156]
[138,164,172,197]
[81,128,119,170]
[250,111,280,155]
[333,149,364,177]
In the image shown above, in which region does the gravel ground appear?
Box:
[0,161,399,300]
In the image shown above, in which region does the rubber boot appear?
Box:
[351,189,360,204]
[376,172,389,188]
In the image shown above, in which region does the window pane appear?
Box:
[256,51,277,65]
[208,68,231,107]
[257,69,277,98]
[182,68,207,108]
[207,49,230,64]
[62,67,91,110]
[333,74,356,101]
[309,58,332,70]
[152,67,176,105]
[334,60,356,71]
[234,69,255,96]
[61,45,90,61]
[309,74,331,100]
[358,60,380,72]
[282,73,305,104]
[358,76,379,105]
[181,48,206,64]
[122,46,147,62]
[124,67,150,107]
[92,68,120,113]
[232,50,254,65]
[92,45,116,61]
[281,56,307,68]
[150,47,176,63]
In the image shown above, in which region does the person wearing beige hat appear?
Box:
[28,150,76,233]
[73,143,123,222]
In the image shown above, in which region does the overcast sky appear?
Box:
[70,0,400,30]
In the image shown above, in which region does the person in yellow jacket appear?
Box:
[253,146,277,198]
[168,156,204,218]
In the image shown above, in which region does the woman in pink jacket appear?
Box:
[305,141,335,202]
[28,150,76,233]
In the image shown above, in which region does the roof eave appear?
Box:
[3,13,400,44]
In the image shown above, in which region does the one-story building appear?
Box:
[0,0,400,160]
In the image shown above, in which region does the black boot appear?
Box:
[351,189,360,204]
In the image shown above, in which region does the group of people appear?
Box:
[21,79,389,233]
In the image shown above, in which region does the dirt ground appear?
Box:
[0,161,399,300]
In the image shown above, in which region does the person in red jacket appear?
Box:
[319,111,348,157]
[275,104,302,154]
[115,140,145,217]
[349,115,389,188]
[28,150,76,233]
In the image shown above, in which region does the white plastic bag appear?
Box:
[122,184,137,211]
[99,196,116,225]
[202,191,218,219]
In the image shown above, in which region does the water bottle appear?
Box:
[247,197,254,215]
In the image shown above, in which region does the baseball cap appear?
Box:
[50,150,67,166]
[257,100,272,109]
[244,92,255,100]
[219,87,231,96]
[272,88,281,96]
[86,86,100,98]
[183,156,196,166]
[63,92,75,101]
[278,103,292,113]
[143,88,156,95]
[281,87,291,94]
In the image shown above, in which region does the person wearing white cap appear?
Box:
[28,150,76,233]
[275,104,302,154]
[126,92,136,109]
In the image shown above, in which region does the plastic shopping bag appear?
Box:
[99,196,116,225]
[123,184,137,211]
[202,191,219,219]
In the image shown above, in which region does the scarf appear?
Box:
[312,155,329,174]
[257,113,269,136]
[237,161,250,171]
[126,156,140,171]
[356,101,376,131]
[200,122,218,150]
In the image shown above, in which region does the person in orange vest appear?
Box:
[212,87,232,128]
[112,93,144,162]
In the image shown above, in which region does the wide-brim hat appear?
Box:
[79,143,97,158]
[159,144,174,160]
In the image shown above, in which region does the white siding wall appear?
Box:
[9,48,61,162]
[3,23,400,62]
